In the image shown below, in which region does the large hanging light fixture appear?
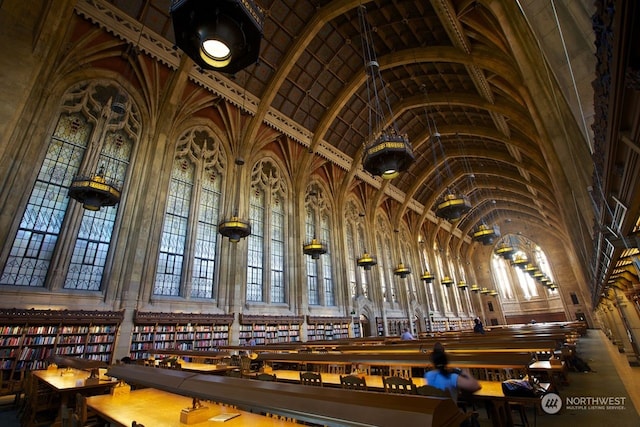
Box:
[358,5,414,179]
[68,166,121,211]
[393,262,411,279]
[457,280,468,290]
[420,271,435,283]
[219,158,251,243]
[170,0,264,74]
[436,192,472,222]
[472,223,501,245]
[303,237,327,260]
[357,251,377,270]
[470,284,481,293]
[441,276,454,287]
[495,235,517,259]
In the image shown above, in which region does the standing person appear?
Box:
[425,342,481,401]
[400,327,415,340]
[473,318,485,334]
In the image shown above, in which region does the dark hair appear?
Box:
[430,342,449,375]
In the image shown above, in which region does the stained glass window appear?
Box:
[1,113,90,287]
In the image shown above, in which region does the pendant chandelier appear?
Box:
[357,251,377,270]
[219,216,251,243]
[511,253,528,268]
[420,271,435,283]
[441,276,454,287]
[457,280,468,290]
[171,0,264,74]
[358,5,414,179]
[489,289,499,297]
[68,166,121,211]
[436,192,472,222]
[303,237,327,260]
[219,158,251,243]
[470,284,481,293]
[472,223,501,245]
[480,287,490,295]
[495,235,517,260]
[393,262,411,279]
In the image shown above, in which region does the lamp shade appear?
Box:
[303,238,327,259]
[218,216,251,242]
[171,0,264,74]
[457,280,467,290]
[420,271,435,283]
[68,171,120,211]
[393,263,411,279]
[441,276,454,287]
[472,223,501,245]
[357,252,377,270]
[436,193,471,222]
[470,284,481,293]
[495,242,515,259]
[362,132,414,179]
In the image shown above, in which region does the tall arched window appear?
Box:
[345,201,369,300]
[421,244,438,312]
[154,129,225,298]
[434,245,452,312]
[399,231,416,301]
[492,253,515,299]
[1,81,136,290]
[304,184,334,306]
[375,216,396,304]
[246,160,287,303]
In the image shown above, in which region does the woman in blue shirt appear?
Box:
[425,342,481,401]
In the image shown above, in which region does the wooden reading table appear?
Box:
[86,388,298,427]
[32,367,119,426]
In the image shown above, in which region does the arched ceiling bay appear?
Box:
[104,0,588,243]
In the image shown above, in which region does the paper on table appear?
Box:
[209,413,241,422]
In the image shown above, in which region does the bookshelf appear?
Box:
[306,316,351,341]
[130,311,233,360]
[238,315,303,345]
[0,308,123,384]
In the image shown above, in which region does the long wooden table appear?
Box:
[106,364,467,427]
[261,369,550,427]
[32,367,119,426]
[86,387,299,426]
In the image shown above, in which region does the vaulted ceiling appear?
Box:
[97,0,603,291]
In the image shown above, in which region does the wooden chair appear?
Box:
[255,373,277,382]
[20,372,59,427]
[299,371,323,387]
[382,375,416,394]
[339,375,367,391]
[239,356,258,378]
[74,392,102,427]
[327,364,346,374]
[416,385,450,398]
[389,366,412,378]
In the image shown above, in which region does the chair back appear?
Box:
[327,364,346,374]
[340,375,367,391]
[382,375,416,394]
[299,371,323,387]
[389,366,412,378]
[416,385,450,397]
[255,373,277,382]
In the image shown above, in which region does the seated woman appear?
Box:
[425,342,481,402]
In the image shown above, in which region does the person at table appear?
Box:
[473,318,485,334]
[425,342,481,401]
[400,328,415,340]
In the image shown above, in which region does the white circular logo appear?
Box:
[541,392,563,414]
